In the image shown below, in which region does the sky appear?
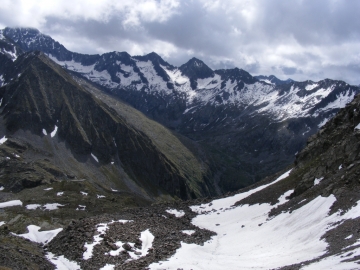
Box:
[0,0,359,85]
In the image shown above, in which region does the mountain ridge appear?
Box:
[2,26,360,191]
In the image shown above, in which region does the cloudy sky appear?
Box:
[0,0,359,85]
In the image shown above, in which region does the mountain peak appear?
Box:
[179,57,214,80]
[132,51,173,68]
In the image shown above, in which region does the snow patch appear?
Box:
[97,194,105,199]
[0,186,4,191]
[166,209,185,218]
[57,192,64,196]
[345,234,353,240]
[305,84,318,91]
[339,164,342,170]
[99,264,115,270]
[76,205,86,211]
[42,129,47,135]
[0,135,7,145]
[13,225,62,245]
[182,230,195,235]
[46,252,81,270]
[44,187,53,191]
[91,153,99,162]
[0,200,22,208]
[81,191,88,196]
[43,203,64,210]
[51,125,58,137]
[26,204,42,210]
[128,229,155,261]
[276,189,294,205]
[0,221,5,226]
[355,123,360,130]
[314,177,324,186]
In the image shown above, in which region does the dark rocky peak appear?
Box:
[179,57,214,90]
[3,27,75,62]
[0,33,24,80]
[133,52,174,69]
[179,57,214,80]
[95,51,134,69]
[215,67,257,85]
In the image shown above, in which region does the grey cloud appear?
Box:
[1,0,359,85]
[280,66,300,76]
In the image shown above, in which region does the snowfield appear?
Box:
[149,170,360,269]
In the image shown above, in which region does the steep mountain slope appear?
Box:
[0,51,216,205]
[2,27,360,192]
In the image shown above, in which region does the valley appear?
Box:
[0,27,360,269]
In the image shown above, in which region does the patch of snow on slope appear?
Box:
[197,74,221,90]
[26,204,42,210]
[43,203,64,210]
[51,125,58,137]
[258,79,274,85]
[135,60,168,92]
[355,123,360,130]
[13,225,62,244]
[42,129,47,135]
[0,200,22,208]
[0,135,7,145]
[128,229,155,261]
[191,169,292,213]
[149,169,360,269]
[46,252,81,270]
[276,189,294,205]
[0,186,4,191]
[321,90,355,112]
[48,55,95,73]
[99,264,115,270]
[117,64,141,86]
[318,117,331,128]
[305,83,318,91]
[166,209,185,218]
[0,221,5,226]
[76,205,86,211]
[314,177,324,185]
[91,153,99,162]
[257,85,336,121]
[182,230,195,235]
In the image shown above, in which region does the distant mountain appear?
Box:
[2,26,360,191]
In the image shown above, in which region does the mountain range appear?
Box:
[1,27,359,192]
[1,26,360,269]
